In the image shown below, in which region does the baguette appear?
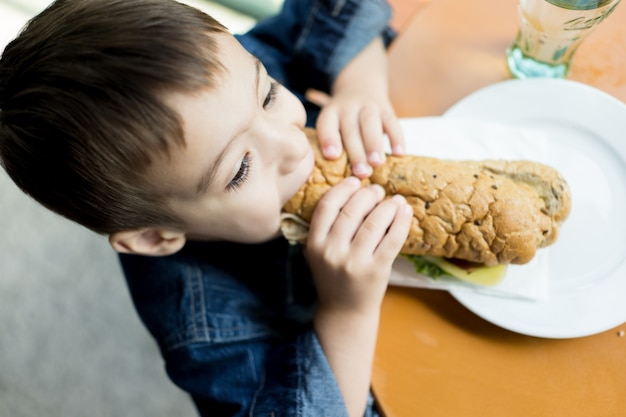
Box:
[281,128,571,266]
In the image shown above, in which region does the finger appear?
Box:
[305,89,332,108]
[326,184,386,245]
[350,194,408,255]
[316,107,343,160]
[307,177,362,246]
[374,196,413,260]
[340,112,372,179]
[381,110,405,155]
[358,104,386,167]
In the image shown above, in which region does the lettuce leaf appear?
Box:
[403,254,449,279]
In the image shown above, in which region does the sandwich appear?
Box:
[281,128,571,285]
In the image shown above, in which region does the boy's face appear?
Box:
[156,34,312,244]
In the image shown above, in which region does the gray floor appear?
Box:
[0,1,258,416]
[0,173,197,416]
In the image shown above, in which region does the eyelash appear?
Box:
[263,81,279,109]
[226,81,276,191]
[227,153,252,191]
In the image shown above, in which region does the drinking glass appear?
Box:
[506,0,621,78]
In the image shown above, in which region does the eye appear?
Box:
[227,153,252,191]
[263,81,279,109]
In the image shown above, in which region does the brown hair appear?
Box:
[0,0,227,234]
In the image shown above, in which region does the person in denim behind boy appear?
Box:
[0,0,413,415]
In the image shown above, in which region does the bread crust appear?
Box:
[282,128,571,266]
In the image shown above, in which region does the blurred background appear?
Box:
[0,1,274,416]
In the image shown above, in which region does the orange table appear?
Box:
[373,1,626,416]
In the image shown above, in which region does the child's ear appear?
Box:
[109,228,187,256]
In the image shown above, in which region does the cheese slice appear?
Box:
[421,256,507,287]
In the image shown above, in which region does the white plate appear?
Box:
[439,78,626,338]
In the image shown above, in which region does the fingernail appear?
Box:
[368,151,383,165]
[352,163,371,177]
[393,144,405,155]
[391,194,406,204]
[368,184,385,196]
[344,176,361,186]
[324,145,340,158]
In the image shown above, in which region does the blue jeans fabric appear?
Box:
[120,1,394,415]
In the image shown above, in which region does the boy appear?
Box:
[0,0,412,416]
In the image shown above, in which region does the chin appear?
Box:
[186,219,283,243]
[244,225,283,244]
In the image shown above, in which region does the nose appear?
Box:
[272,128,310,175]
[261,94,308,175]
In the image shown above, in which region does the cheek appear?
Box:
[244,195,282,224]
[223,191,283,241]
[176,177,285,242]
[183,202,282,242]
[225,207,281,243]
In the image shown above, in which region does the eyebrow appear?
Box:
[194,58,262,194]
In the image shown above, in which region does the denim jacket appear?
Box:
[236,0,395,126]
[120,1,394,416]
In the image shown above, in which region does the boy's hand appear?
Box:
[305,177,412,314]
[311,89,405,178]
[307,36,406,179]
[303,34,409,417]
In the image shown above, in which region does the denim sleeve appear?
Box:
[119,240,381,417]
[236,0,394,94]
[165,329,349,416]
